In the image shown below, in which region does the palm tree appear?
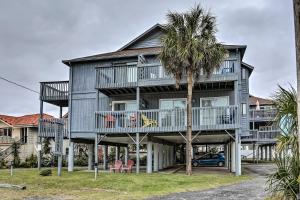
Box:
[267,86,299,199]
[159,5,227,175]
[293,0,300,196]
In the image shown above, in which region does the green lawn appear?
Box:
[0,168,250,200]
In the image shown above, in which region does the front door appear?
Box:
[112,101,137,127]
[159,99,186,127]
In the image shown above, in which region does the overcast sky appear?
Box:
[0,0,296,117]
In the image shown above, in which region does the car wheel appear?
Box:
[192,162,199,167]
[217,161,224,167]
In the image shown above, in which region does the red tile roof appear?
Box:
[249,95,273,106]
[0,114,53,127]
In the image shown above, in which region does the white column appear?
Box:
[166,146,170,167]
[103,145,108,170]
[88,144,94,170]
[158,144,163,170]
[163,145,167,168]
[231,141,235,173]
[235,134,241,176]
[125,146,128,164]
[115,146,119,161]
[68,142,74,172]
[224,144,228,168]
[153,143,159,172]
[147,141,153,173]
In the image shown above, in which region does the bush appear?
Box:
[74,155,88,166]
[0,159,7,169]
[39,169,52,176]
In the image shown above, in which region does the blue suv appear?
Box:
[192,153,225,167]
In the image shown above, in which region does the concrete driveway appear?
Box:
[148,164,276,200]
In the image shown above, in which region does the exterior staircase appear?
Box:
[0,138,22,161]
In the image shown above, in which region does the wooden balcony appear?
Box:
[38,118,68,138]
[95,59,238,93]
[242,128,280,143]
[249,108,277,122]
[95,106,238,134]
[40,81,69,107]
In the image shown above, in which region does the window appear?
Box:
[20,128,27,143]
[0,128,12,137]
[242,103,247,115]
[242,68,246,79]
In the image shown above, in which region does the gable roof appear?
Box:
[249,95,273,106]
[242,62,254,75]
[63,23,248,66]
[0,114,53,127]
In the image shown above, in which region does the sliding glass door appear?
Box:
[160,99,186,127]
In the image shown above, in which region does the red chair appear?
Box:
[105,115,116,128]
[122,160,134,173]
[110,160,123,173]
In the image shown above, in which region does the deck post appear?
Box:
[115,146,120,161]
[88,144,94,170]
[57,106,63,176]
[252,143,255,162]
[124,145,128,165]
[94,134,99,176]
[260,146,263,160]
[147,139,153,173]
[231,141,236,173]
[136,133,140,173]
[68,141,74,172]
[37,99,43,170]
[103,145,108,170]
[264,146,268,161]
[158,144,163,170]
[269,145,272,161]
[153,143,159,172]
[235,133,241,176]
[224,144,228,168]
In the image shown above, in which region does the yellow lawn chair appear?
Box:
[141,114,158,127]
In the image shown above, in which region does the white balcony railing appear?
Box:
[249,108,277,121]
[95,106,238,133]
[39,118,68,138]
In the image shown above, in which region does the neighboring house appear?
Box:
[39,23,254,176]
[0,114,52,162]
[241,95,279,160]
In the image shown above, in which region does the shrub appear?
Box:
[0,159,7,169]
[39,169,52,176]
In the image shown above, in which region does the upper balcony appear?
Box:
[95,58,238,93]
[40,81,69,107]
[249,108,277,122]
[95,105,238,134]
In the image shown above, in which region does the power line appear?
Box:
[0,76,39,94]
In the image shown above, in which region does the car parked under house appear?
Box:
[39,23,255,176]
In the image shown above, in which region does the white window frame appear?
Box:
[111,100,137,111]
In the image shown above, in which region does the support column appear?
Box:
[68,142,74,172]
[158,144,163,170]
[235,134,241,176]
[147,140,153,173]
[124,145,128,164]
[115,146,120,161]
[231,141,236,173]
[136,133,140,173]
[103,145,108,170]
[269,145,272,161]
[252,143,255,162]
[260,146,263,161]
[264,146,268,161]
[37,100,43,170]
[153,143,159,172]
[163,145,167,168]
[224,144,228,168]
[88,144,94,170]
[94,135,99,174]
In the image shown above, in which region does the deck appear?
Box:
[249,108,277,122]
[95,59,238,91]
[40,81,69,107]
[39,118,69,138]
[242,128,280,143]
[95,106,238,134]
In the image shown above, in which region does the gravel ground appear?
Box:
[148,164,276,200]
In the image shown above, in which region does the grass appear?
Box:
[0,168,251,200]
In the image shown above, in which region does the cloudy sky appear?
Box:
[0,0,296,117]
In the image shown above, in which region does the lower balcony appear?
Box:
[95,106,238,134]
[39,118,69,138]
[242,128,280,143]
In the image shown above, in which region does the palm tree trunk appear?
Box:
[186,69,193,175]
[293,0,300,196]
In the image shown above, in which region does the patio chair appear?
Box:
[122,160,134,173]
[109,160,123,173]
[141,114,158,127]
[105,115,116,128]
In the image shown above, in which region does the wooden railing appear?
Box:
[40,81,69,101]
[242,128,280,142]
[95,59,237,89]
[249,108,277,121]
[95,106,238,133]
[0,136,15,144]
[39,118,68,138]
